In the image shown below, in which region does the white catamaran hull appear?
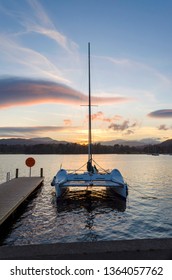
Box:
[51,168,128,199]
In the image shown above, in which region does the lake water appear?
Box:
[0,154,172,245]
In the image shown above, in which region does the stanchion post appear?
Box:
[40,168,43,177]
[16,168,19,178]
[6,172,10,181]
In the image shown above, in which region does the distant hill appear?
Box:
[97,138,160,147]
[0,137,68,145]
[0,137,172,154]
[158,139,172,147]
[0,137,162,147]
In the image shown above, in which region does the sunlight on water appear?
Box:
[0,154,172,245]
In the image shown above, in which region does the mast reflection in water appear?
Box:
[53,188,126,242]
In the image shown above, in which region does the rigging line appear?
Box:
[92,159,109,173]
[70,162,87,174]
[127,184,157,199]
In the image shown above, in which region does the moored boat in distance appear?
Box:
[51,43,128,200]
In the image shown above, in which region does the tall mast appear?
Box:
[88,42,92,163]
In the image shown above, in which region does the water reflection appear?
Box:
[52,188,126,242]
[52,188,126,213]
[1,154,171,245]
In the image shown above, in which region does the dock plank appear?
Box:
[0,177,43,225]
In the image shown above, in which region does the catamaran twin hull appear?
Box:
[51,168,128,200]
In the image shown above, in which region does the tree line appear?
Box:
[0,142,172,154]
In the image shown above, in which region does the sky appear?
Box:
[0,0,172,144]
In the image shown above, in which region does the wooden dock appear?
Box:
[0,177,43,226]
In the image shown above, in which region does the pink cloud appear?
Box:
[63,119,72,126]
[91,111,123,122]
[0,77,133,109]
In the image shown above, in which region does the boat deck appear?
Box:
[0,177,43,226]
[61,180,124,187]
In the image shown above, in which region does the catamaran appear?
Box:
[51,43,128,200]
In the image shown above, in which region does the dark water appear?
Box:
[0,154,172,245]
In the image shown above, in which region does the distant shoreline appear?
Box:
[0,141,172,155]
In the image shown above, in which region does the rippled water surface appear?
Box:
[0,154,172,245]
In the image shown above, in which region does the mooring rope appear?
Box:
[127,183,157,199]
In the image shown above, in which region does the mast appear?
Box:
[88,42,92,163]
